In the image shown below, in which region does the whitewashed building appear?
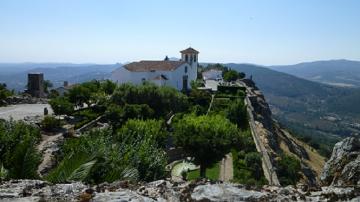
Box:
[202,69,223,80]
[111,47,199,91]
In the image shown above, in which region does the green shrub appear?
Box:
[276,154,301,185]
[117,119,167,147]
[47,121,167,184]
[226,99,248,130]
[41,116,61,131]
[244,152,263,180]
[0,120,41,179]
[105,104,154,129]
[49,97,74,116]
[111,83,189,117]
[0,83,12,106]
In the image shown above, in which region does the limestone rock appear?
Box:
[191,184,268,201]
[320,137,360,186]
[0,180,359,201]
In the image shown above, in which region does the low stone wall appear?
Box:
[5,95,48,105]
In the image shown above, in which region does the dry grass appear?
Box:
[280,129,326,176]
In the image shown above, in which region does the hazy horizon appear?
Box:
[1,59,359,68]
[1,0,359,65]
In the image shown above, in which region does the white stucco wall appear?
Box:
[111,61,197,91]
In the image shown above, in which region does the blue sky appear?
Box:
[0,0,359,65]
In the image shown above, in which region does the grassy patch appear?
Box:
[187,162,220,181]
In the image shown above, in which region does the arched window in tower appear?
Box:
[185,54,188,62]
[194,55,197,62]
[185,66,188,73]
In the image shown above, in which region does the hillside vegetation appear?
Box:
[1,81,277,185]
[227,63,360,157]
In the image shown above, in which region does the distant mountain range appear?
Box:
[269,59,360,87]
[0,63,120,91]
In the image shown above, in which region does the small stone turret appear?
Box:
[26,73,44,98]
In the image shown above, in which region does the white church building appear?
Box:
[111,47,199,91]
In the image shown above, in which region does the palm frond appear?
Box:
[67,160,97,181]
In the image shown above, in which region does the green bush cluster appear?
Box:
[188,89,212,115]
[73,109,101,129]
[231,129,268,186]
[46,119,167,183]
[225,99,249,130]
[0,120,41,179]
[276,154,301,185]
[105,104,154,129]
[111,83,189,117]
[41,116,61,131]
[49,97,74,116]
[0,83,12,106]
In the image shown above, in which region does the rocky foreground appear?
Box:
[0,179,359,202]
[321,136,360,186]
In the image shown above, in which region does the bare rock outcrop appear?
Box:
[321,136,360,186]
[0,179,359,201]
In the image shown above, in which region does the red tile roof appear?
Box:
[180,47,199,54]
[124,60,186,72]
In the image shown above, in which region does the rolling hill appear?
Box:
[226,63,360,156]
[268,60,360,87]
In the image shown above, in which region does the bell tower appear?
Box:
[180,47,199,80]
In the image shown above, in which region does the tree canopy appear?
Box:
[226,99,248,130]
[0,83,12,106]
[49,97,74,116]
[173,114,239,177]
[223,69,245,82]
[111,83,189,117]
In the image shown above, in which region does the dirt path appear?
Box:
[37,133,64,177]
[219,153,233,182]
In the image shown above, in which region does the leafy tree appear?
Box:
[223,70,240,82]
[111,83,189,117]
[238,72,246,79]
[189,89,212,107]
[105,104,154,129]
[67,85,92,107]
[190,80,204,89]
[173,114,239,178]
[101,80,117,95]
[82,80,101,92]
[49,97,74,116]
[0,83,12,106]
[226,99,248,129]
[43,80,53,93]
[49,89,60,98]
